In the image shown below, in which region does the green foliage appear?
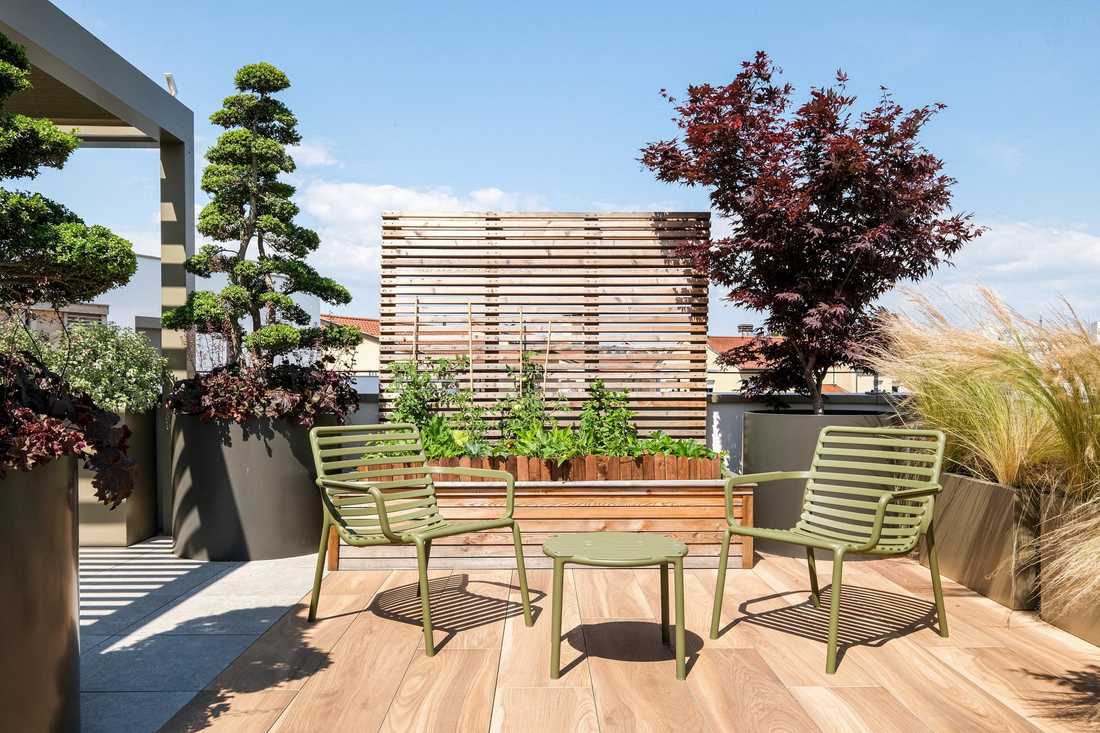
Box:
[498,351,565,450]
[165,62,360,365]
[0,33,135,309]
[639,430,718,459]
[43,323,166,414]
[385,358,719,463]
[577,380,639,456]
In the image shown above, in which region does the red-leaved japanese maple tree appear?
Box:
[641,52,983,413]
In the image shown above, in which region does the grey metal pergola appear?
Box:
[0,0,195,378]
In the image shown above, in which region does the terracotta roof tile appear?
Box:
[320,314,379,338]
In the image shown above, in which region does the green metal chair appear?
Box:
[307,423,533,654]
[710,425,949,673]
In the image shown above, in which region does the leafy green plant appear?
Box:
[639,430,718,459]
[498,351,565,449]
[577,380,639,456]
[36,323,167,414]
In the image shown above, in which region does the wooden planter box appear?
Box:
[918,472,1039,610]
[429,454,723,482]
[330,477,753,570]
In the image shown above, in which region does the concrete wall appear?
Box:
[707,393,895,472]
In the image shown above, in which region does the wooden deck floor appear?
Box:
[160,554,1099,732]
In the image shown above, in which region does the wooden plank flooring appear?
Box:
[159,555,1099,732]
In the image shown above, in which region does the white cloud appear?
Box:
[298,182,546,312]
[886,221,1100,319]
[288,141,338,167]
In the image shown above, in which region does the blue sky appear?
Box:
[29,1,1100,331]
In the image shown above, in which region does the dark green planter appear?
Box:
[170,414,323,561]
[0,457,79,732]
[742,410,887,556]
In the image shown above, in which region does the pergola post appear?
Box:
[160,135,195,378]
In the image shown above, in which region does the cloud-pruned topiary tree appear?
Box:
[642,52,983,413]
[163,62,361,365]
[0,32,137,506]
[162,63,361,426]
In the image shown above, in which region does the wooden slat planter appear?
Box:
[330,479,753,570]
[428,454,722,481]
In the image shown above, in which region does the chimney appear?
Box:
[738,323,753,336]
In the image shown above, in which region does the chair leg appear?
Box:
[416,539,432,599]
[415,538,435,656]
[925,524,950,638]
[550,558,565,679]
[512,523,533,626]
[308,514,330,622]
[806,547,821,608]
[709,527,732,639]
[674,557,686,681]
[826,550,845,674]
[660,562,670,645]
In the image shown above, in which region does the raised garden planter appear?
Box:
[0,457,79,733]
[918,473,1038,610]
[170,414,323,561]
[430,454,722,482]
[78,410,157,546]
[328,473,752,571]
[1040,498,1100,646]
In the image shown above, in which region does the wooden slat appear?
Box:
[380,212,709,439]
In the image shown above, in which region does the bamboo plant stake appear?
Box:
[543,318,552,392]
[467,300,474,392]
[412,297,420,362]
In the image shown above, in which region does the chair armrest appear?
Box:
[854,484,943,552]
[424,465,517,519]
[724,471,811,525]
[316,477,402,542]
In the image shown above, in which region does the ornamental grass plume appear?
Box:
[869,287,1100,618]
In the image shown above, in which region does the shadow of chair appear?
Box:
[722,583,941,667]
[369,574,545,652]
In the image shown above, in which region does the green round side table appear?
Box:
[542,531,689,680]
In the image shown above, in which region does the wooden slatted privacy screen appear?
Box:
[380,212,710,439]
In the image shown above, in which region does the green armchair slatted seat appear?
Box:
[307,423,533,654]
[710,426,949,673]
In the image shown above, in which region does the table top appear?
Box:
[542,531,688,566]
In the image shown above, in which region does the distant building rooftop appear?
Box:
[321,314,379,339]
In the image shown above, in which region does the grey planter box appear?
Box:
[169,413,323,561]
[0,457,79,733]
[919,473,1038,610]
[742,410,887,556]
[1040,499,1100,646]
[78,410,157,546]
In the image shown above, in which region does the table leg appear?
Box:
[674,557,686,680]
[659,562,670,645]
[550,558,565,679]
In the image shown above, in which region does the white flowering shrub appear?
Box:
[44,323,168,414]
